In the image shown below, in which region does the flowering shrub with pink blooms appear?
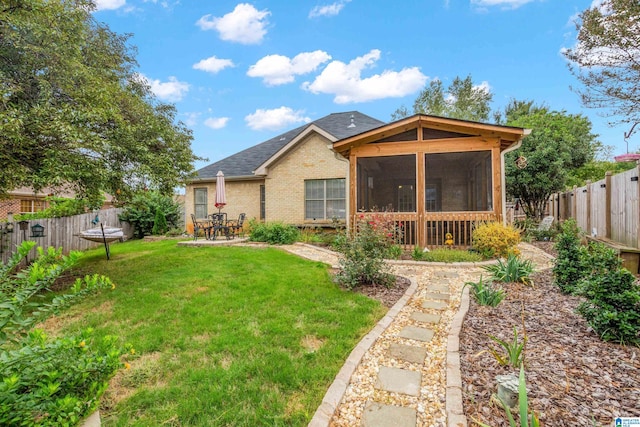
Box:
[334,212,397,289]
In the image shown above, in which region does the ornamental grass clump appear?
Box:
[472,222,521,259]
[335,213,396,289]
[464,276,505,307]
[484,254,534,285]
[0,242,128,426]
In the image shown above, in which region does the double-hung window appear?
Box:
[305,179,346,220]
[194,188,208,218]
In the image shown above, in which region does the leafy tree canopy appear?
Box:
[563,0,640,140]
[391,75,492,122]
[566,160,636,188]
[504,101,600,219]
[0,0,201,202]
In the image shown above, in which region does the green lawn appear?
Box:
[52,240,385,426]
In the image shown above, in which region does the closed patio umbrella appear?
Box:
[215,170,226,213]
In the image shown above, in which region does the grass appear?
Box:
[46,240,386,426]
[412,247,484,263]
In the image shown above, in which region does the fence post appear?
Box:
[605,171,612,239]
[585,180,591,235]
[571,185,578,219]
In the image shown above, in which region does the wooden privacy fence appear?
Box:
[548,165,640,249]
[0,208,133,264]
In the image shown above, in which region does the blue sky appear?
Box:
[92,0,636,170]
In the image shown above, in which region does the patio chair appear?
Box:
[191,214,214,241]
[209,212,231,240]
[227,213,246,238]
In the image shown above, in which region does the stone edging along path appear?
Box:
[308,277,420,427]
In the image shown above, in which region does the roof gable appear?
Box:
[194,111,385,181]
[333,114,531,154]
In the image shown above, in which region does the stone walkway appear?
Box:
[281,243,554,427]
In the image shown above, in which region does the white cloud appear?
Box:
[94,0,126,11]
[193,56,235,74]
[196,3,270,45]
[245,107,311,131]
[302,49,427,104]
[309,0,351,18]
[247,51,331,86]
[182,112,200,127]
[204,117,230,129]
[138,74,190,102]
[470,0,536,10]
[474,81,491,93]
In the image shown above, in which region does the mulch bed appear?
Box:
[459,262,640,426]
[351,275,411,308]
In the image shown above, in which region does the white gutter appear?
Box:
[500,129,531,224]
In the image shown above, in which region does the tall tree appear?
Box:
[505,104,600,219]
[391,75,493,122]
[0,0,200,201]
[563,0,640,140]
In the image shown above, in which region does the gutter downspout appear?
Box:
[500,130,531,224]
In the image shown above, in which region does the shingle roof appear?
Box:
[195,111,385,180]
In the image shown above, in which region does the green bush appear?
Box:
[151,209,168,235]
[553,219,587,294]
[386,244,403,260]
[464,276,505,307]
[472,222,521,259]
[0,242,127,426]
[484,254,534,285]
[335,215,395,289]
[119,191,181,238]
[248,220,299,245]
[575,242,640,345]
[413,247,484,263]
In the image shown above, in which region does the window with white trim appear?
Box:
[305,179,346,220]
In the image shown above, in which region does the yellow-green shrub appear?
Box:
[472,222,521,259]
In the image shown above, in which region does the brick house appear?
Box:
[185,112,384,233]
[186,111,529,247]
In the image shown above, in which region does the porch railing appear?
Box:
[351,212,497,250]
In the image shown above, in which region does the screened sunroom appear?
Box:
[334,115,530,248]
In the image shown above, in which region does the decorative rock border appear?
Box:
[308,277,420,427]
[445,285,470,427]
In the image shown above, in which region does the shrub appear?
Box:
[472,222,521,259]
[553,219,587,294]
[0,242,128,426]
[413,247,484,263]
[464,276,505,307]
[386,244,403,259]
[335,215,395,289]
[248,220,299,245]
[119,191,181,238]
[575,242,640,345]
[15,196,104,220]
[151,208,168,235]
[298,226,323,244]
[484,254,534,285]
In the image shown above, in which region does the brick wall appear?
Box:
[184,180,263,233]
[0,199,21,221]
[266,133,347,224]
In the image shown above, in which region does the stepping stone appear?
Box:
[422,300,448,310]
[399,325,434,342]
[375,366,421,396]
[410,312,441,324]
[428,283,450,293]
[434,271,460,279]
[388,343,427,364]
[423,291,449,301]
[362,401,417,427]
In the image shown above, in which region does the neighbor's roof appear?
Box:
[194,111,385,181]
